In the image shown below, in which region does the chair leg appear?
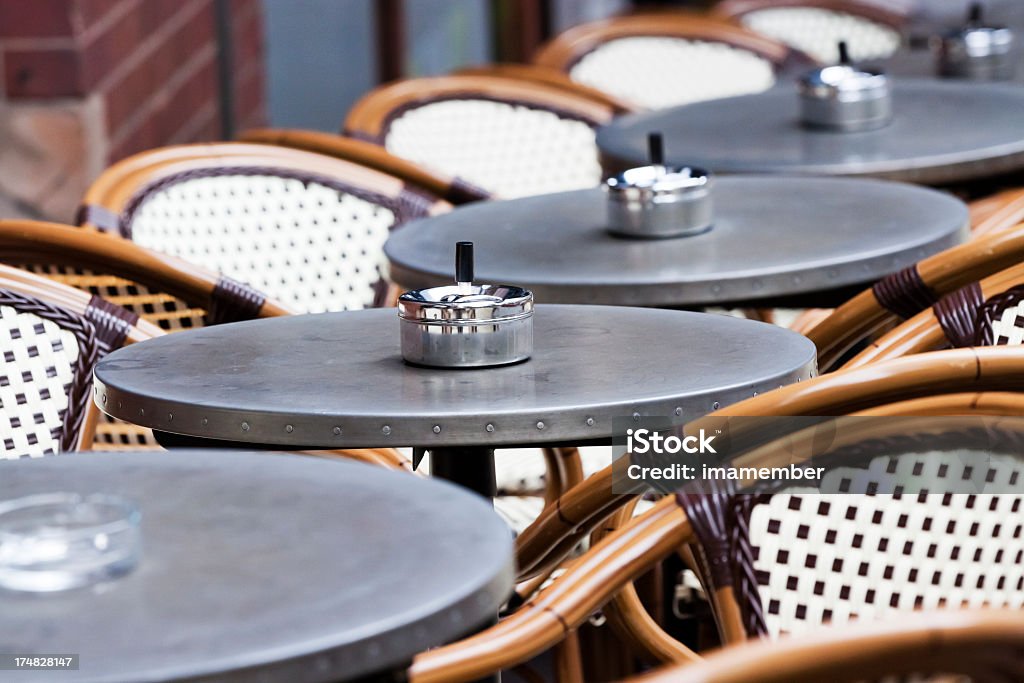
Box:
[553,631,584,683]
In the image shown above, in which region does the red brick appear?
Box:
[80,0,209,89]
[3,48,82,97]
[73,0,130,33]
[0,0,73,38]
[233,67,264,127]
[100,3,216,131]
[230,6,262,72]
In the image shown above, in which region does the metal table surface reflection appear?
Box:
[93,306,818,494]
[597,80,1024,185]
[0,451,513,683]
[385,179,968,308]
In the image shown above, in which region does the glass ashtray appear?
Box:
[0,493,141,592]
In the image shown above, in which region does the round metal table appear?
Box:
[385,178,968,308]
[94,306,817,495]
[0,451,513,682]
[597,80,1024,185]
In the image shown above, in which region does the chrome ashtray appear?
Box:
[398,242,534,368]
[798,41,892,132]
[604,132,713,239]
[935,3,1015,81]
[0,493,141,592]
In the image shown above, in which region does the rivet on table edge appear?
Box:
[167,412,173,422]
[536,421,545,430]
[674,407,682,416]
[382,425,392,436]
[632,412,640,422]
[241,421,250,432]
[139,408,145,417]
[202,417,209,426]
[712,401,721,410]
[333,426,342,436]
[285,424,294,433]
[586,417,595,426]
[485,423,495,432]
[432,424,441,434]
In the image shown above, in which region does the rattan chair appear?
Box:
[238,128,492,205]
[79,142,451,313]
[454,63,639,114]
[532,13,814,111]
[0,264,161,459]
[628,609,1024,683]
[714,0,908,64]
[402,347,1024,682]
[844,261,1024,368]
[343,75,615,199]
[808,221,1024,371]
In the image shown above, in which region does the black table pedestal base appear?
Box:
[430,447,497,499]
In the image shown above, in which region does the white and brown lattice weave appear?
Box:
[0,290,99,458]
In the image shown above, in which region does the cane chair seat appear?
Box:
[0,265,161,459]
[570,37,774,110]
[0,220,292,448]
[677,422,1024,643]
[715,1,907,64]
[0,294,90,458]
[79,143,449,314]
[344,75,614,199]
[533,14,812,111]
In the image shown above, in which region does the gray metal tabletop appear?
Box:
[597,80,1024,185]
[0,450,513,682]
[94,306,817,449]
[384,179,967,307]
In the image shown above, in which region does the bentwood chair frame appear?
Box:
[844,260,1024,368]
[343,74,616,199]
[713,0,910,63]
[238,128,493,205]
[629,609,1024,683]
[406,347,1024,682]
[532,13,815,110]
[453,63,639,115]
[78,142,451,314]
[0,220,412,472]
[0,264,162,458]
[0,219,292,330]
[808,221,1024,371]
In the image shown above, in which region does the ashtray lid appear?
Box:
[798,63,888,98]
[942,3,1014,56]
[606,165,711,195]
[398,284,533,322]
[604,132,712,200]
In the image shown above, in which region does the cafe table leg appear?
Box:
[429,447,497,499]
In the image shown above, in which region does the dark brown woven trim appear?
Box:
[872,265,937,319]
[562,30,799,73]
[119,165,426,240]
[675,481,739,590]
[84,295,139,356]
[208,275,266,325]
[0,289,99,453]
[119,164,438,313]
[447,176,492,204]
[933,282,984,348]
[375,91,609,148]
[975,284,1024,346]
[75,204,121,231]
[718,426,1024,638]
[730,494,771,638]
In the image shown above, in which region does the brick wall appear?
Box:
[0,0,265,220]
